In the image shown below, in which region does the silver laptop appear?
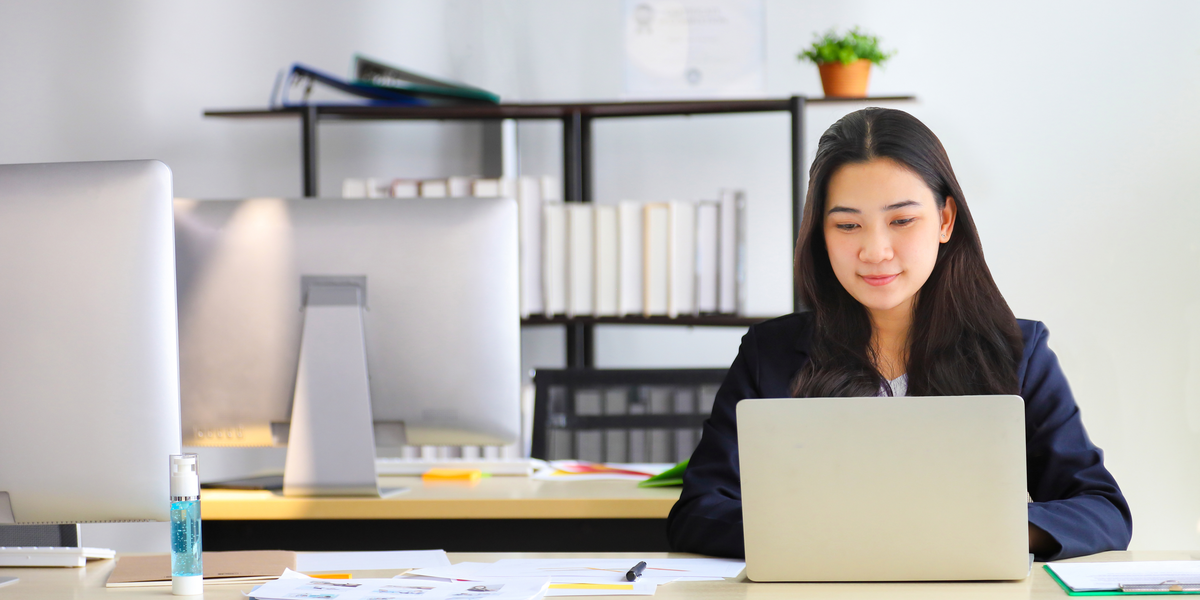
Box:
[737,395,1028,582]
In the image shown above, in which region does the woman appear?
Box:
[666,108,1132,561]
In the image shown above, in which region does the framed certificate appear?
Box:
[623,0,766,99]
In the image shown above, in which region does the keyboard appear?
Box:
[0,546,115,567]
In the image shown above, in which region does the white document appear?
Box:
[296,550,450,572]
[566,203,595,317]
[251,570,549,600]
[594,205,619,317]
[617,200,643,316]
[1046,561,1200,592]
[405,562,491,581]
[695,201,719,314]
[623,0,765,99]
[517,176,544,317]
[472,558,745,584]
[642,203,670,316]
[542,202,567,315]
[402,566,655,596]
[667,200,696,318]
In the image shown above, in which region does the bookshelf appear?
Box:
[205,96,915,367]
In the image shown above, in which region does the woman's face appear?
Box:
[823,158,956,322]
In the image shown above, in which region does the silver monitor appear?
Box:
[174,197,520,494]
[0,160,181,524]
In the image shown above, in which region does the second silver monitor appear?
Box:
[175,197,520,449]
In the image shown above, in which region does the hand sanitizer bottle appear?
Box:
[170,454,203,596]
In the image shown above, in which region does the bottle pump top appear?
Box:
[170,454,199,500]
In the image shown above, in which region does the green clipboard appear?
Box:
[637,459,688,487]
[1044,565,1200,596]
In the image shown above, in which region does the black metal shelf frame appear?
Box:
[205,96,915,367]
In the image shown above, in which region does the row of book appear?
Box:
[341,175,746,318]
[342,175,560,200]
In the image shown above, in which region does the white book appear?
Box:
[472,178,501,197]
[365,178,389,198]
[517,176,544,317]
[448,176,473,197]
[342,178,367,198]
[668,200,696,318]
[718,188,745,314]
[733,190,748,315]
[541,202,567,315]
[594,205,619,317]
[643,203,670,317]
[695,200,720,314]
[390,179,419,198]
[541,175,562,201]
[565,203,594,317]
[420,179,448,198]
[617,200,643,316]
[499,178,517,198]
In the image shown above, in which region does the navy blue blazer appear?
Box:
[666,312,1133,561]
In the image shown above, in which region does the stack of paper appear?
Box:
[531,461,672,482]
[106,550,452,589]
[251,569,549,600]
[404,558,745,597]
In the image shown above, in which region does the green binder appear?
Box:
[1045,565,1200,596]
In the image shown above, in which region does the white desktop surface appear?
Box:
[0,551,1190,599]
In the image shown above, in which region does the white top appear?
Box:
[879,374,908,397]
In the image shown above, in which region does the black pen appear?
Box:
[626,561,647,581]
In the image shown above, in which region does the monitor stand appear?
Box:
[282,278,401,497]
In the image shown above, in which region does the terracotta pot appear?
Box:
[817,59,872,98]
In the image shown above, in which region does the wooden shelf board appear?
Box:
[204,96,916,122]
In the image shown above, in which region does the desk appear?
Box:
[201,477,681,552]
[1,551,1191,599]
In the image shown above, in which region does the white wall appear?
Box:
[4,0,1199,552]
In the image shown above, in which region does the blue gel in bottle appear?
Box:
[170,454,203,595]
[170,498,202,576]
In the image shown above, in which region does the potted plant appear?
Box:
[799,28,895,98]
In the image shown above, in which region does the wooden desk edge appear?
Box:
[202,496,678,520]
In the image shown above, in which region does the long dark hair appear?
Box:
[791,108,1023,398]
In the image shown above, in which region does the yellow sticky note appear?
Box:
[422,468,482,482]
[549,583,636,590]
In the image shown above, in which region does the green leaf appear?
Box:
[796,27,895,66]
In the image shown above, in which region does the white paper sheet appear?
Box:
[404,563,491,582]
[1047,561,1200,592]
[396,569,656,596]
[296,550,451,572]
[250,569,549,600]
[472,558,745,584]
